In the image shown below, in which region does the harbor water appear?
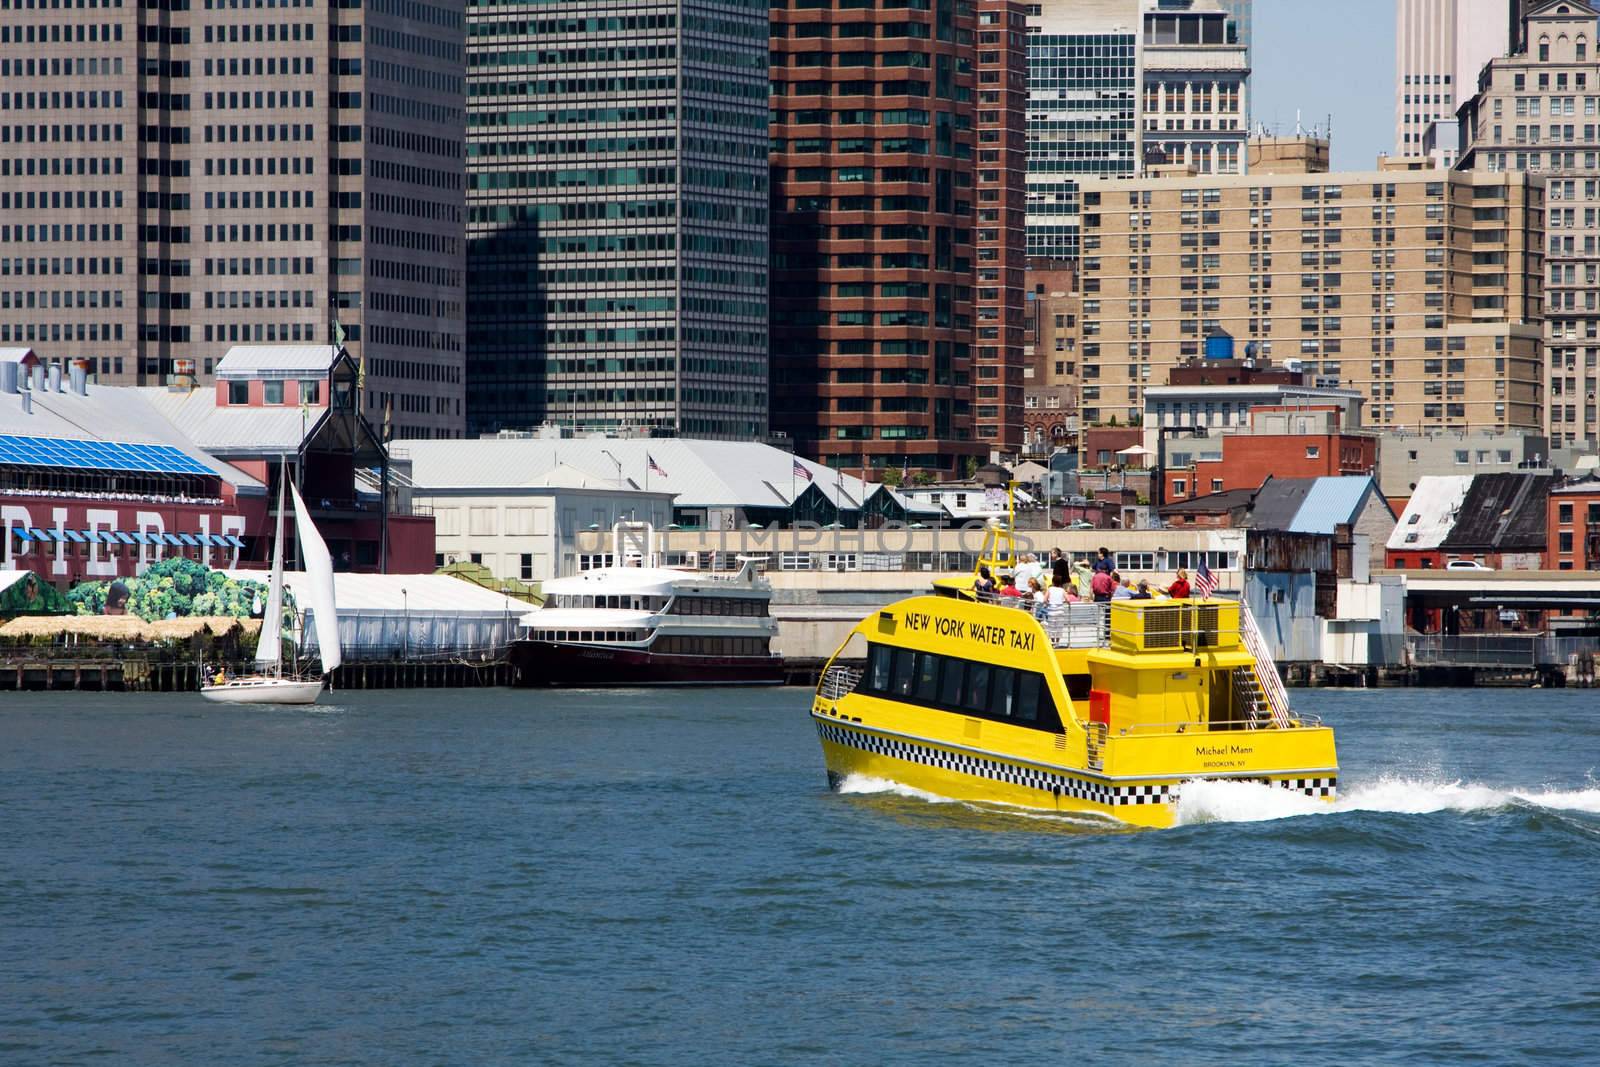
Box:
[2,687,1598,1064]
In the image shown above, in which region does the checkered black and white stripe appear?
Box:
[816,719,1175,807]
[1276,776,1338,798]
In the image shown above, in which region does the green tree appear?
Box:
[963,456,979,479]
[881,467,902,488]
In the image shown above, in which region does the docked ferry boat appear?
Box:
[508,536,782,687]
[811,488,1335,828]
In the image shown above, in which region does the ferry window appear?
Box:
[913,653,941,702]
[939,658,966,707]
[868,644,893,692]
[1016,673,1044,725]
[989,667,1018,719]
[964,663,992,711]
[891,649,917,696]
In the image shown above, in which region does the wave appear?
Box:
[834,774,959,805]
[1176,777,1600,826]
[837,772,1600,828]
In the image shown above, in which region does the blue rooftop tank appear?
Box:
[1204,329,1235,360]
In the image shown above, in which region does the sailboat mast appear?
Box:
[270,456,287,677]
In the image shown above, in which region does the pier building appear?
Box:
[0,346,435,586]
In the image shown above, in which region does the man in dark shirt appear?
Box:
[1092,547,1115,574]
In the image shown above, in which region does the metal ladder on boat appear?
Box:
[1230,666,1274,730]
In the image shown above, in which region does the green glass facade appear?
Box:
[464,1,770,438]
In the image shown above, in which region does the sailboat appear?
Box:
[201,461,342,705]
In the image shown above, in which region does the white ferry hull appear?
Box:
[200,678,324,705]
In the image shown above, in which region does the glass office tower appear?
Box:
[464,2,770,439]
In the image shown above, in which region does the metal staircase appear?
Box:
[1230,666,1273,729]
[1236,599,1294,729]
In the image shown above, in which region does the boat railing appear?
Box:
[1236,599,1293,729]
[818,663,863,701]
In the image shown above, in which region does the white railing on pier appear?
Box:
[1237,599,1293,729]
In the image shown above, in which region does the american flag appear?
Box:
[1193,560,1217,599]
[647,454,667,478]
[793,459,813,483]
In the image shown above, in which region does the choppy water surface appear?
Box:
[2,687,1598,1065]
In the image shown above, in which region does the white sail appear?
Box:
[253,462,287,672]
[289,480,342,673]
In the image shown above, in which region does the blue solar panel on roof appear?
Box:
[0,435,216,476]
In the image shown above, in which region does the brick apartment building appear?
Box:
[770,1,1025,477]
[1548,476,1600,568]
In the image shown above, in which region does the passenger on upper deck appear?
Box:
[1130,580,1153,601]
[1112,574,1135,600]
[1091,567,1116,602]
[1014,553,1044,590]
[1093,547,1115,574]
[1072,559,1094,599]
[1027,577,1046,612]
[975,566,996,597]
[997,574,1021,598]
[1167,569,1191,600]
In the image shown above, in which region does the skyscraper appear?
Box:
[1026,0,1142,261]
[1395,0,1522,160]
[0,0,469,439]
[1025,0,1248,261]
[769,1,991,477]
[974,1,1031,459]
[463,3,770,440]
[1457,0,1600,445]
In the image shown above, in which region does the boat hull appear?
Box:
[200,678,324,705]
[509,640,784,687]
[815,714,1335,830]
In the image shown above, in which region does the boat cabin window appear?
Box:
[860,642,1060,732]
[668,596,768,617]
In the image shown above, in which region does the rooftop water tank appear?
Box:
[1203,328,1235,361]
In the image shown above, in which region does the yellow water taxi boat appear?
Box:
[811,592,1337,830]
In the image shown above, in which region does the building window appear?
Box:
[227,380,248,405]
[264,381,284,405]
[1305,445,1320,459]
[520,553,534,580]
[300,380,321,404]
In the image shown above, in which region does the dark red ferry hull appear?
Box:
[508,640,785,687]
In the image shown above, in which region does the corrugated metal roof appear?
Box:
[137,386,317,454]
[0,348,35,364]
[1386,475,1473,551]
[398,437,913,511]
[1285,476,1381,535]
[215,345,339,379]
[0,381,263,490]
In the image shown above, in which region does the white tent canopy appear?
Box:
[225,571,529,660]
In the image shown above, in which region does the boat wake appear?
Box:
[835,773,1600,830]
[835,774,959,804]
[1176,776,1600,826]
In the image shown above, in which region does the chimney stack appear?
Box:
[30,364,45,391]
[47,363,62,393]
[69,359,89,396]
[20,389,31,415]
[0,362,16,395]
